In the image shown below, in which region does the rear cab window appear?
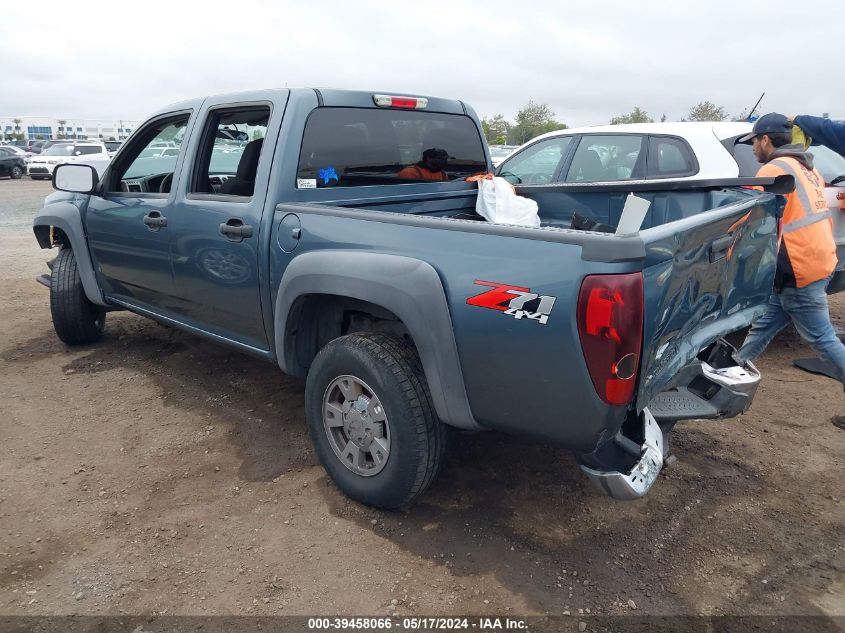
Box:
[75,145,104,156]
[296,108,486,188]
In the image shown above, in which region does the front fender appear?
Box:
[32,201,107,306]
[274,251,480,430]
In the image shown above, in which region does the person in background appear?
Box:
[734,113,845,430]
[398,148,450,181]
[788,114,845,156]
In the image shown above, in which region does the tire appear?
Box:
[10,165,23,179]
[305,333,448,509]
[50,246,106,345]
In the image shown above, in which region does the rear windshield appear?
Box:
[732,138,845,184]
[75,145,103,155]
[296,107,487,188]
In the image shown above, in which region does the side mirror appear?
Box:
[53,164,98,194]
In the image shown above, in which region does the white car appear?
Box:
[27,142,110,180]
[488,144,519,168]
[497,121,845,292]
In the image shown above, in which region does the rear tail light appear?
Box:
[577,273,644,406]
[373,94,428,109]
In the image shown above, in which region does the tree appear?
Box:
[509,101,567,145]
[481,114,510,145]
[610,107,653,125]
[687,100,727,122]
[660,113,667,123]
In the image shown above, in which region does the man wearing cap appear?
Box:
[397,148,451,181]
[734,113,845,425]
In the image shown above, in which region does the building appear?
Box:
[0,116,141,141]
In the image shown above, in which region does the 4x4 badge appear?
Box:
[466,280,556,325]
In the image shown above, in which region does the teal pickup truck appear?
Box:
[33,88,788,508]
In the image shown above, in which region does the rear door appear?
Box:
[165,94,287,352]
[635,189,782,409]
[0,147,12,176]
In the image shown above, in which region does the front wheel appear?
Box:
[50,246,106,345]
[10,165,23,179]
[305,333,448,509]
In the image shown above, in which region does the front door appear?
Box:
[86,110,197,311]
[165,97,285,352]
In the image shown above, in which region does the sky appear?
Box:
[2,0,842,127]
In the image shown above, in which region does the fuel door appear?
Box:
[278,213,302,253]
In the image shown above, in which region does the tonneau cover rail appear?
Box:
[516,175,795,195]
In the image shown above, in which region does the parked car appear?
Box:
[497,121,845,292]
[103,140,122,158]
[0,146,27,179]
[27,142,110,180]
[1,144,31,163]
[27,141,45,154]
[489,144,519,167]
[33,89,784,508]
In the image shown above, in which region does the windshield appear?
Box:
[810,145,845,184]
[44,144,75,156]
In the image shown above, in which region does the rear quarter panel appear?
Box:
[271,210,635,452]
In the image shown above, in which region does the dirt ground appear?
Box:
[0,178,843,626]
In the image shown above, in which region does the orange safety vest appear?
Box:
[757,156,836,288]
[397,165,449,181]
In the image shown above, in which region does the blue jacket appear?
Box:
[794,115,845,155]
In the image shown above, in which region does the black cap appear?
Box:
[738,113,792,144]
[422,147,453,160]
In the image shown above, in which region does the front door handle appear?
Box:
[143,211,167,230]
[219,218,253,241]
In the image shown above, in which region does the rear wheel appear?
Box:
[304,333,448,509]
[50,246,105,345]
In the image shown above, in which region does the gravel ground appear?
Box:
[0,178,842,627]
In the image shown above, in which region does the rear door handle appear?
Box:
[710,235,733,262]
[143,211,167,229]
[219,218,253,241]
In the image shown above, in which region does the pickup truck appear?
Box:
[33,88,788,508]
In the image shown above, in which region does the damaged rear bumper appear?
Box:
[581,408,664,500]
[579,338,759,500]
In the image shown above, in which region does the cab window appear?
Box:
[108,114,189,194]
[191,106,271,197]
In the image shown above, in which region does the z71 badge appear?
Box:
[466,280,556,325]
